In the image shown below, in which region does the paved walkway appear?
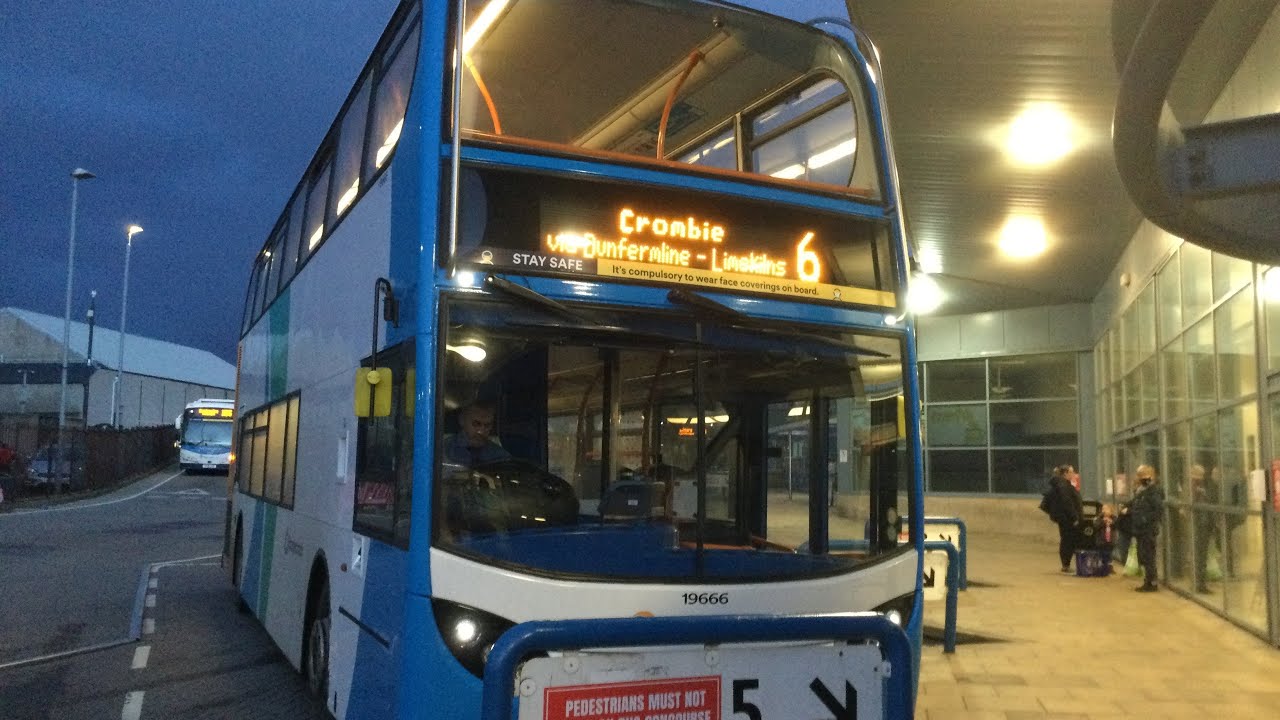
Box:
[917,532,1280,719]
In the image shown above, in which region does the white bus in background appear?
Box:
[176,398,234,473]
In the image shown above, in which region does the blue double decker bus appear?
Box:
[230,1,925,718]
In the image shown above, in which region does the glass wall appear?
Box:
[1096,242,1276,640]
[922,353,1079,494]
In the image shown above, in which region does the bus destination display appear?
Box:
[457,166,897,309]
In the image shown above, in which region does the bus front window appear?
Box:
[184,419,233,448]
[433,297,908,581]
[456,0,881,198]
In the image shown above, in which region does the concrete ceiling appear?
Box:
[844,0,1275,317]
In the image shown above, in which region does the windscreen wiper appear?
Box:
[501,320,706,350]
[484,274,588,323]
[666,289,889,357]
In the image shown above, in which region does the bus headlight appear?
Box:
[873,592,915,628]
[431,599,514,678]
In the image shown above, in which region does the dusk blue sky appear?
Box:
[1,1,839,363]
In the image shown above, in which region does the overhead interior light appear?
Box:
[770,164,805,180]
[1005,103,1074,166]
[463,0,510,53]
[808,139,856,169]
[907,273,943,314]
[446,344,487,362]
[376,119,404,169]
[997,215,1048,259]
[336,179,359,216]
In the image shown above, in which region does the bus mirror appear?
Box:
[354,367,394,417]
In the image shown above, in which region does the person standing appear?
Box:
[1047,464,1084,573]
[1129,463,1165,592]
[1190,463,1221,593]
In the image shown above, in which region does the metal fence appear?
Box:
[83,425,178,489]
[0,423,177,502]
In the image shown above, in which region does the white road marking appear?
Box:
[148,577,158,589]
[143,619,155,635]
[121,691,144,720]
[131,646,150,670]
[145,594,156,608]
[151,554,220,568]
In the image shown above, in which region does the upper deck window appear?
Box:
[241,4,422,337]
[456,0,882,200]
[365,20,421,179]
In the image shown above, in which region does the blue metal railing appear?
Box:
[908,516,968,589]
[922,540,959,653]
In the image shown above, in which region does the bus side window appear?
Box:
[354,341,415,546]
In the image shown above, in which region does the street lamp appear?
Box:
[58,168,94,487]
[112,224,143,428]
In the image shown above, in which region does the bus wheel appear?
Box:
[304,584,331,702]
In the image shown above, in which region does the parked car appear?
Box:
[0,444,24,503]
[25,444,84,493]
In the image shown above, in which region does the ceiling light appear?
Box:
[907,273,943,314]
[1263,267,1280,302]
[1005,103,1074,166]
[917,244,944,274]
[463,0,509,53]
[770,164,805,180]
[808,139,856,170]
[446,344,486,362]
[998,215,1048,259]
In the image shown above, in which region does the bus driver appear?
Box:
[443,402,510,468]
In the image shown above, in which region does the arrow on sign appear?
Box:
[923,567,936,587]
[809,678,856,720]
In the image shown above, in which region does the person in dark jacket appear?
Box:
[1047,464,1084,572]
[1190,463,1221,594]
[1129,463,1165,592]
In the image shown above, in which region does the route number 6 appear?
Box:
[796,232,821,282]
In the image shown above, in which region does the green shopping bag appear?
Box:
[1123,543,1143,577]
